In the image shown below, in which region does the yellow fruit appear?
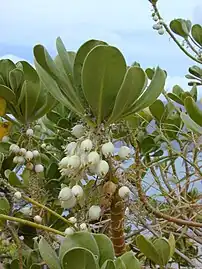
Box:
[0,97,6,116]
[0,121,12,140]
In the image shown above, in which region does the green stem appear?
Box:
[0,214,65,236]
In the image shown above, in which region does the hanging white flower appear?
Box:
[64,227,75,235]
[118,146,131,159]
[68,155,81,169]
[101,142,115,157]
[64,142,77,156]
[58,187,73,201]
[71,185,84,198]
[20,148,27,155]
[89,205,101,221]
[9,144,20,154]
[80,139,93,152]
[61,195,77,209]
[118,186,130,198]
[34,215,42,224]
[87,151,100,165]
[71,124,85,138]
[14,191,22,200]
[25,151,34,160]
[32,150,40,157]
[26,128,34,137]
[35,164,44,173]
[68,217,77,224]
[96,160,109,177]
[80,223,88,231]
[59,157,70,168]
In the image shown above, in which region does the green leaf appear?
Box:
[82,45,126,124]
[153,238,171,265]
[145,68,154,80]
[101,260,116,269]
[168,233,175,257]
[74,39,107,96]
[140,136,158,155]
[0,84,16,102]
[62,247,99,269]
[30,264,42,269]
[47,111,61,124]
[0,59,16,85]
[120,251,141,269]
[167,93,184,105]
[93,233,115,266]
[21,168,30,186]
[115,257,126,269]
[172,85,184,97]
[59,231,99,262]
[108,66,147,123]
[180,112,202,134]
[9,68,24,92]
[10,259,20,269]
[0,197,10,214]
[149,99,165,121]
[191,24,202,46]
[184,96,202,126]
[38,237,61,269]
[127,67,166,114]
[189,65,202,78]
[190,84,197,101]
[170,19,191,38]
[136,235,161,265]
[8,171,23,187]
[46,162,60,179]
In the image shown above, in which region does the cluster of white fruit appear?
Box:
[64,216,89,235]
[151,12,164,35]
[58,185,84,209]
[9,142,44,173]
[59,124,131,179]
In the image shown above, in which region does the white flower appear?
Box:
[21,206,32,216]
[153,23,161,30]
[26,128,34,136]
[13,156,19,164]
[118,146,131,159]
[10,144,20,154]
[20,148,27,155]
[68,217,77,224]
[71,185,84,198]
[35,164,44,173]
[2,136,9,142]
[26,162,34,170]
[68,155,80,169]
[80,223,88,231]
[96,160,109,177]
[17,156,25,164]
[64,227,74,235]
[59,157,70,168]
[153,14,158,21]
[89,205,101,221]
[118,186,130,198]
[64,142,77,156]
[25,151,34,160]
[101,142,114,157]
[80,153,88,167]
[14,191,22,200]
[34,215,42,224]
[41,143,46,148]
[80,139,93,152]
[61,196,76,209]
[87,151,100,165]
[58,187,73,201]
[158,28,164,35]
[19,236,24,241]
[32,150,40,157]
[71,124,85,138]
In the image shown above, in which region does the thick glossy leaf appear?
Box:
[190,84,197,101]
[74,39,107,93]
[136,235,161,265]
[62,247,99,269]
[59,231,99,261]
[93,233,115,266]
[189,65,202,78]
[127,67,166,114]
[184,96,202,126]
[47,111,61,124]
[8,171,23,187]
[0,197,10,214]
[153,238,171,266]
[191,24,202,46]
[172,85,184,97]
[168,233,175,257]
[46,162,60,179]
[108,66,147,123]
[0,97,6,116]
[9,68,24,92]
[140,136,158,155]
[0,84,16,102]
[170,19,191,38]
[181,112,202,134]
[167,93,184,105]
[82,45,126,124]
[115,257,126,269]
[149,99,165,121]
[17,61,39,84]
[120,251,141,269]
[10,259,20,269]
[101,260,116,269]
[145,68,154,80]
[38,237,61,269]
[0,59,16,85]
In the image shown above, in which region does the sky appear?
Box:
[0,0,202,95]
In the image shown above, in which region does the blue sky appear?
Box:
[0,0,202,94]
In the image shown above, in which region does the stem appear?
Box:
[0,214,65,236]
[152,3,202,64]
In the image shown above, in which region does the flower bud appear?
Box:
[10,144,20,154]
[17,156,25,164]
[89,205,101,220]
[118,186,130,198]
[61,196,76,209]
[64,142,77,155]
[153,14,158,21]
[13,156,19,164]
[35,164,44,173]
[97,160,109,177]
[34,215,42,224]
[14,191,22,200]
[20,148,27,155]
[32,150,40,157]
[118,146,131,159]
[64,227,74,235]
[87,151,100,165]
[158,28,164,35]
[101,142,114,157]
[68,217,77,224]
[25,151,34,160]
[26,162,34,170]
[80,139,93,152]
[26,128,34,136]
[80,223,88,231]
[59,157,70,168]
[71,185,84,198]
[71,124,85,138]
[58,187,73,201]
